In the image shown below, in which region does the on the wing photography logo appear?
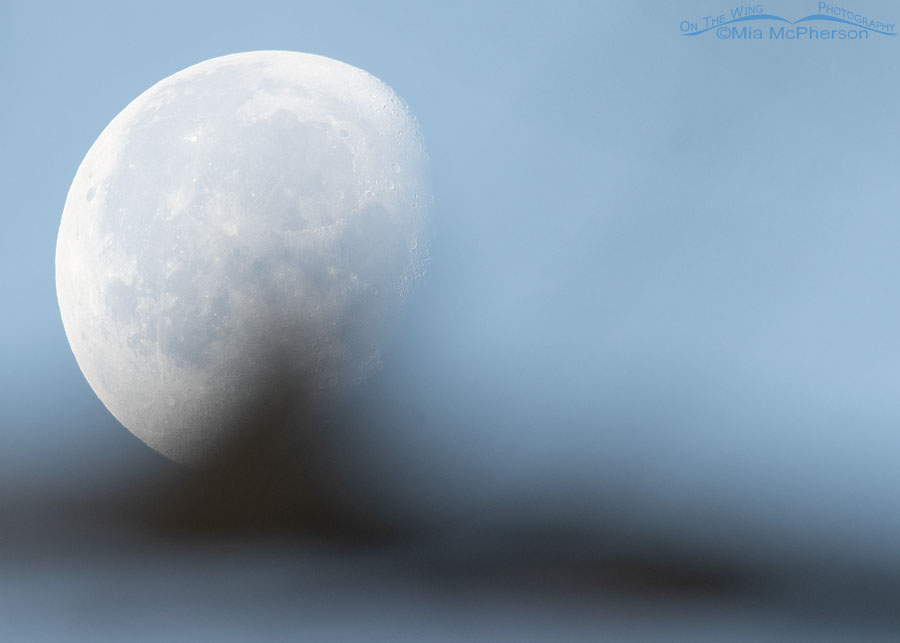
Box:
[680,2,896,40]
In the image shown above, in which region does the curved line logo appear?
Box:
[680,3,896,40]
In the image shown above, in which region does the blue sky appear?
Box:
[3,2,900,634]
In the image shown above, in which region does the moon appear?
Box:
[56,51,431,464]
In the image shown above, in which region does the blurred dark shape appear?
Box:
[3,419,900,640]
[3,361,900,640]
[115,359,413,545]
[396,523,762,600]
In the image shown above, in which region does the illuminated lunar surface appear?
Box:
[56,51,431,463]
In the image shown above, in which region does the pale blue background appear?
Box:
[3,1,900,640]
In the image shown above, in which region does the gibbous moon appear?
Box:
[56,51,431,464]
